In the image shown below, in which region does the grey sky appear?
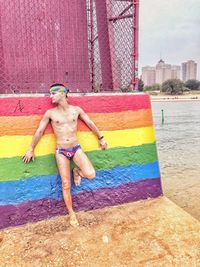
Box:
[139,0,200,79]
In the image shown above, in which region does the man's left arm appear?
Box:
[78,107,107,150]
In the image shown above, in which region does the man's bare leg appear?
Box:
[55,153,79,227]
[73,167,82,186]
[73,149,96,182]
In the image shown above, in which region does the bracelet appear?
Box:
[98,136,104,140]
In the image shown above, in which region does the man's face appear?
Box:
[50,91,64,103]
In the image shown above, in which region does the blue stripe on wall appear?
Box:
[0,162,160,205]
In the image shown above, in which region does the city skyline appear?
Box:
[141,59,197,86]
[139,0,200,80]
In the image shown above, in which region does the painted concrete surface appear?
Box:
[0,196,199,267]
[0,93,162,229]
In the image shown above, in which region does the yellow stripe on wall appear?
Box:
[0,127,156,158]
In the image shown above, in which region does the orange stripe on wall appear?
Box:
[0,109,153,136]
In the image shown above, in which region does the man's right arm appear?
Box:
[22,110,51,163]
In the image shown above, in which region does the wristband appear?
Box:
[98,136,104,140]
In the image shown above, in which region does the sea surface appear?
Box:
[151,100,200,220]
[151,100,200,171]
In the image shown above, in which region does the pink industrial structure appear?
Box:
[0,0,139,93]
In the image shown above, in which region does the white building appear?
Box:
[171,65,181,79]
[141,66,155,86]
[182,60,197,81]
[142,59,181,86]
[155,59,172,84]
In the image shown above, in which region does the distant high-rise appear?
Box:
[171,65,181,79]
[182,60,197,81]
[155,59,172,84]
[142,59,181,86]
[141,66,155,86]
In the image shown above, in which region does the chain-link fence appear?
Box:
[0,0,138,94]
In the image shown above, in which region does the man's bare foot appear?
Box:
[69,213,79,227]
[73,168,81,186]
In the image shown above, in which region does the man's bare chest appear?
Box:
[50,110,79,126]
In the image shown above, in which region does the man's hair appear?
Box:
[50,83,66,88]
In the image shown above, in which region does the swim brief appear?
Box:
[56,144,81,160]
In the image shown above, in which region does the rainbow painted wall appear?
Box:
[0,93,162,229]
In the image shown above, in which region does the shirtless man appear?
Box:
[23,83,107,227]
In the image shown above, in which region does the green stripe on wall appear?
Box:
[0,143,158,182]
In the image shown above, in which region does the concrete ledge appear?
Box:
[0,196,199,266]
[0,92,144,98]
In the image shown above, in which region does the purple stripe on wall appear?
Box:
[0,179,162,229]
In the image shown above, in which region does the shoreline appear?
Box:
[150,94,200,101]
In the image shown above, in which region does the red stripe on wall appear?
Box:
[0,94,151,116]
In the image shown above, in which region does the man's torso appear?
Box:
[49,105,80,149]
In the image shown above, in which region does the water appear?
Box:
[152,101,200,170]
[151,100,200,220]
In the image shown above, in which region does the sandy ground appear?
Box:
[159,166,200,222]
[0,197,200,267]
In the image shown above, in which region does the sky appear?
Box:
[139,0,200,79]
